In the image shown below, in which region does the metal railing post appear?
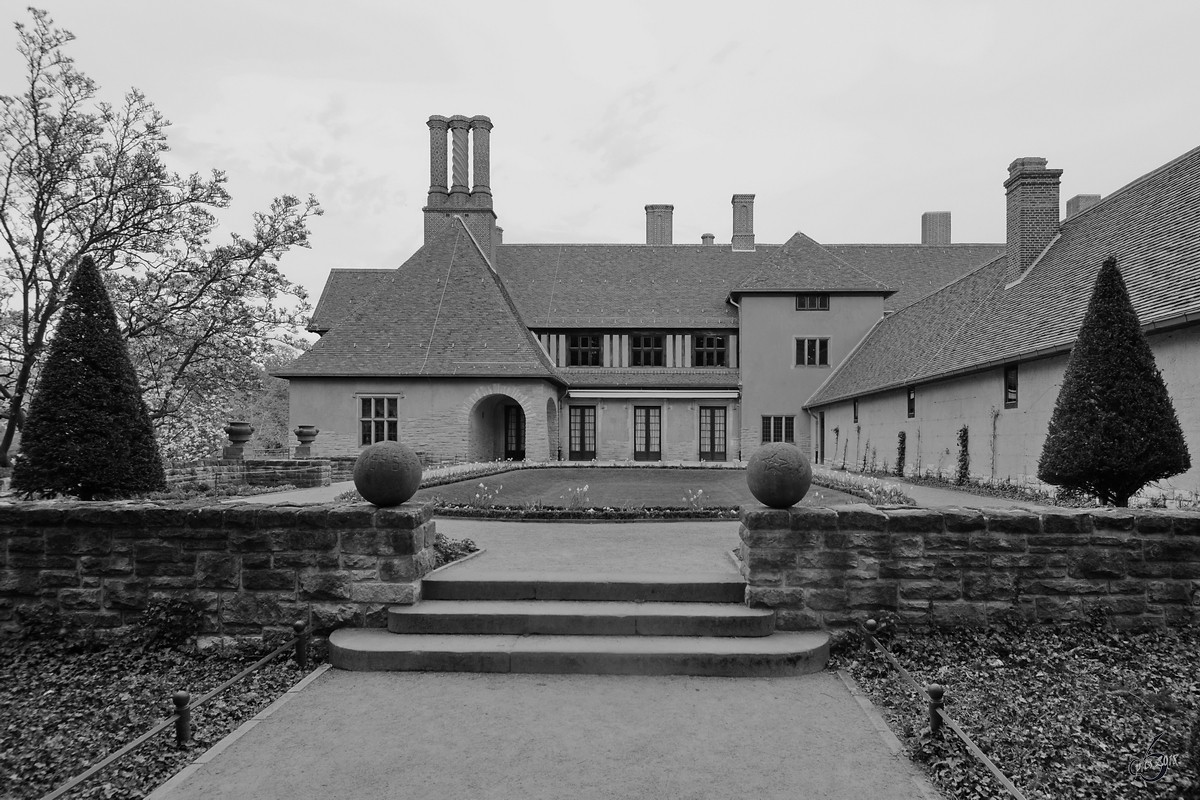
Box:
[173,691,191,746]
[927,683,945,735]
[293,620,309,670]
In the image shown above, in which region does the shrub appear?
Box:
[433,534,479,567]
[956,426,969,485]
[1038,257,1191,506]
[11,257,166,499]
[135,597,208,648]
[896,431,906,477]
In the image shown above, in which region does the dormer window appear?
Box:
[796,293,830,310]
[630,334,665,367]
[568,334,602,366]
[693,334,727,367]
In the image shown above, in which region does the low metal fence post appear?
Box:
[173,690,191,746]
[927,683,945,735]
[294,620,309,670]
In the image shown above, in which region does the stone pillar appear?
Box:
[449,115,471,202]
[470,115,493,204]
[427,115,449,203]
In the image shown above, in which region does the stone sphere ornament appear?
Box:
[353,441,423,507]
[746,443,812,508]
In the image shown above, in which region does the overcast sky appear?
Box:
[6,1,1200,309]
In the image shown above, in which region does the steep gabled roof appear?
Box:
[492,243,769,329]
[807,144,1200,408]
[732,232,893,297]
[307,269,392,333]
[825,244,1007,311]
[278,217,564,383]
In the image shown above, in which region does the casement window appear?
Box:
[1004,364,1018,408]
[907,387,916,419]
[699,407,727,461]
[853,398,859,423]
[568,334,603,366]
[761,415,795,443]
[693,334,727,367]
[796,293,830,310]
[360,396,398,445]
[568,406,596,460]
[796,338,830,367]
[630,334,665,367]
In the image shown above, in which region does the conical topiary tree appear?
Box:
[1037,256,1191,506]
[12,256,166,499]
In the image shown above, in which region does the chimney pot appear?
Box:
[701,233,714,245]
[469,115,493,206]
[645,204,674,245]
[920,211,951,245]
[426,115,449,203]
[731,194,755,251]
[448,115,471,201]
[1004,156,1062,283]
[1065,194,1101,219]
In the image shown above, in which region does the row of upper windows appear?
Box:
[561,333,732,367]
[850,365,1020,422]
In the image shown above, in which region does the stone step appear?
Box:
[422,570,746,603]
[329,629,829,677]
[388,600,775,637]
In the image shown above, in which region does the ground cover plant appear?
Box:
[832,613,1200,799]
[0,616,314,799]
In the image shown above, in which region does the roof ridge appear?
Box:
[827,243,1004,249]
[1063,143,1200,225]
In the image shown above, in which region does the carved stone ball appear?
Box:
[353,441,423,507]
[746,443,812,508]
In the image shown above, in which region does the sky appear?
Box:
[4,1,1199,315]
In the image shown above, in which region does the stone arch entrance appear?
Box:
[468,393,527,461]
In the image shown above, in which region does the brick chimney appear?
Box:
[645,204,674,245]
[423,114,498,261]
[921,211,951,244]
[701,233,714,245]
[1004,157,1062,283]
[1065,194,1100,220]
[732,194,755,252]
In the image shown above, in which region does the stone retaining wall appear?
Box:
[329,456,357,483]
[739,504,1200,630]
[0,501,437,637]
[164,459,331,490]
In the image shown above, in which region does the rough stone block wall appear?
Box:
[164,460,245,490]
[0,501,438,637]
[242,459,331,489]
[329,456,358,482]
[739,504,1200,631]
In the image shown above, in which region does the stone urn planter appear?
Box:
[294,425,319,457]
[223,421,254,459]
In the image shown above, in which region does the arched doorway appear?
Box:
[468,394,526,461]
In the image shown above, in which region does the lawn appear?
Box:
[411,466,861,508]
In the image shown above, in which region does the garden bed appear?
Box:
[0,632,317,800]
[833,614,1200,799]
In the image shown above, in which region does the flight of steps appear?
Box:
[329,568,829,677]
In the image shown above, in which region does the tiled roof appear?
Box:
[825,244,1007,311]
[559,367,740,388]
[307,241,1005,333]
[307,269,391,333]
[278,218,565,383]
[491,243,765,329]
[732,232,893,297]
[807,144,1200,408]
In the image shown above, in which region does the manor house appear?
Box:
[279,115,1200,497]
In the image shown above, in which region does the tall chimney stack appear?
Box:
[1065,194,1100,220]
[426,115,449,204]
[448,115,471,204]
[921,211,951,244]
[731,194,755,252]
[1004,157,1062,283]
[469,116,492,204]
[645,204,674,245]
[423,114,499,261]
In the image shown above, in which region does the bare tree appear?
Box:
[0,9,321,464]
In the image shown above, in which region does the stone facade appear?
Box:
[0,501,438,636]
[738,504,1200,631]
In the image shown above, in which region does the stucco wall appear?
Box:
[809,324,1200,498]
[287,377,561,462]
[560,399,741,462]
[739,294,883,459]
